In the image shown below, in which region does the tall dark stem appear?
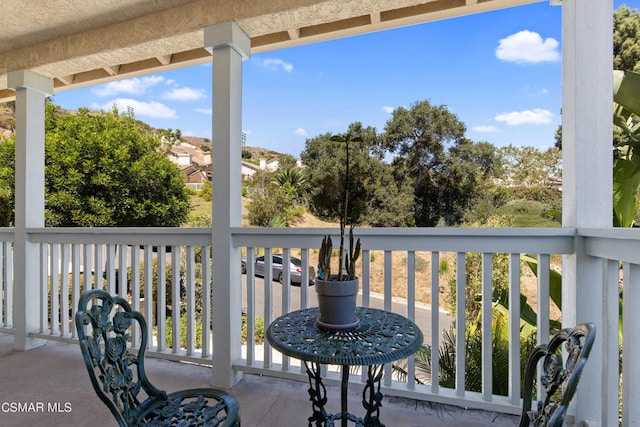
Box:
[339,139,349,280]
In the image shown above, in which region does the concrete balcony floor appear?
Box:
[0,333,519,426]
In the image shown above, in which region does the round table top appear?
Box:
[266,307,423,366]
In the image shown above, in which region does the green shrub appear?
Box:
[165,314,203,349]
[242,316,265,344]
[438,258,450,274]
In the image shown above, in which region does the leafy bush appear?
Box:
[165,314,203,349]
[199,181,212,201]
[246,186,295,227]
[242,316,265,344]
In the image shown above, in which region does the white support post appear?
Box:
[8,69,53,350]
[204,21,250,387]
[561,1,613,425]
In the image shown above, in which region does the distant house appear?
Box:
[168,142,212,190]
[241,158,280,180]
[168,142,212,168]
[181,164,209,190]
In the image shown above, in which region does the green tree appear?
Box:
[0,134,14,226]
[496,145,562,188]
[301,122,414,227]
[43,104,190,226]
[614,5,640,73]
[383,101,498,226]
[366,159,415,227]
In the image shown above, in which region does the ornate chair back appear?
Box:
[75,289,240,426]
[519,322,595,427]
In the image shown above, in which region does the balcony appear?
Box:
[0,2,623,425]
[0,226,634,425]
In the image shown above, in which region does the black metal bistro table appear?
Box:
[266,307,423,427]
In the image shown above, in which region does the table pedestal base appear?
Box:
[304,362,386,427]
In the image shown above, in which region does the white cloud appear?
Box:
[195,108,212,115]
[161,87,206,101]
[472,125,500,133]
[293,128,308,136]
[261,58,294,72]
[91,76,164,97]
[93,98,177,119]
[495,108,553,125]
[382,106,394,114]
[496,30,560,64]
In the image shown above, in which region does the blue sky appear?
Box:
[53,1,640,158]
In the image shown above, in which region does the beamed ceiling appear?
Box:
[0,0,543,102]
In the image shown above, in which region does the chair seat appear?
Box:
[139,388,240,427]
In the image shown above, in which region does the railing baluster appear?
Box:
[50,243,60,335]
[94,244,103,291]
[186,245,195,356]
[71,244,81,338]
[300,248,310,309]
[406,251,416,389]
[131,245,141,348]
[143,245,153,350]
[60,244,70,337]
[157,246,166,352]
[83,244,92,291]
[2,242,13,328]
[263,248,273,369]
[481,252,492,401]
[201,246,211,358]
[383,250,392,311]
[39,243,47,333]
[281,249,291,372]
[603,259,620,426]
[622,262,640,424]
[508,253,521,405]
[431,251,440,393]
[118,243,128,296]
[455,251,466,397]
[245,248,256,366]
[361,249,370,308]
[171,245,180,353]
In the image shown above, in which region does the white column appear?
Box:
[8,70,53,350]
[561,0,613,425]
[204,21,250,387]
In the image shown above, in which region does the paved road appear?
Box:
[241,274,453,347]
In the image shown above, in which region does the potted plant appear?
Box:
[315,133,362,331]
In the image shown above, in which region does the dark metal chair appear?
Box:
[75,289,240,426]
[519,322,595,427]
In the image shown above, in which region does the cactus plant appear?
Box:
[317,133,361,281]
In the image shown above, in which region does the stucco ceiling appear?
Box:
[0,0,543,102]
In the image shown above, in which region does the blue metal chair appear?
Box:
[75,289,240,426]
[519,322,595,427]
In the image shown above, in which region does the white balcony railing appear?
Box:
[0,226,636,423]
